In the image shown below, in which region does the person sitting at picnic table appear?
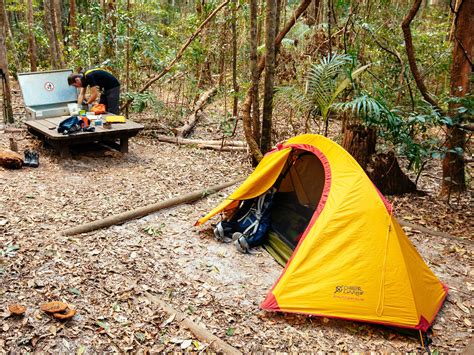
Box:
[68,69,121,114]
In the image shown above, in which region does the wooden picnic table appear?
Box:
[25,115,144,157]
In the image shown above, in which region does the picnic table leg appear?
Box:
[119,137,129,153]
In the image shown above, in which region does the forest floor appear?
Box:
[0,88,473,353]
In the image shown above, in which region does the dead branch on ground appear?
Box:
[156,135,246,147]
[61,179,243,236]
[173,86,218,137]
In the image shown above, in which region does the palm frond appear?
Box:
[335,95,390,123]
[275,85,313,112]
[306,54,352,116]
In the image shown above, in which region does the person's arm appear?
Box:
[86,86,99,105]
[77,87,86,105]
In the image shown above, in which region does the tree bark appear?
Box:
[441,0,473,195]
[52,0,65,67]
[249,0,260,145]
[69,0,78,49]
[53,0,63,42]
[342,124,376,169]
[231,0,238,119]
[102,0,116,60]
[44,0,60,69]
[1,1,21,72]
[26,0,37,71]
[366,151,417,195]
[261,0,277,153]
[401,0,442,112]
[0,0,13,123]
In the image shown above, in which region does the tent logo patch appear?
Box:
[334,285,364,296]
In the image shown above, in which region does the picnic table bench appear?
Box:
[25,115,144,157]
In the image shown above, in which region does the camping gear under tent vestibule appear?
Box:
[196,134,447,331]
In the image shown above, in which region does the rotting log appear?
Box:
[144,291,242,355]
[61,178,243,236]
[173,86,218,137]
[0,150,23,169]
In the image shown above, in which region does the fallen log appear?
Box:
[397,218,469,243]
[156,135,247,147]
[61,179,243,236]
[173,86,218,137]
[197,145,247,151]
[145,291,242,355]
[2,128,26,133]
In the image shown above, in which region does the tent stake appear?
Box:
[61,179,243,236]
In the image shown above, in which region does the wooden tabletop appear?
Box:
[25,115,144,141]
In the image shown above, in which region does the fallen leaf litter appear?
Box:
[0,94,472,352]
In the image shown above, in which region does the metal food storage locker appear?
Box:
[18,69,78,120]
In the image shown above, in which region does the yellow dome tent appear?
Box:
[196,134,447,331]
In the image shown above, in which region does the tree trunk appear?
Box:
[44,0,60,69]
[249,0,260,145]
[366,151,417,195]
[231,0,238,119]
[69,0,78,49]
[52,0,65,67]
[0,0,13,123]
[342,124,376,169]
[304,0,321,26]
[103,0,117,60]
[241,0,312,162]
[1,0,20,72]
[344,123,416,195]
[125,0,130,118]
[401,0,441,112]
[26,0,37,71]
[261,0,277,154]
[441,0,473,195]
[53,0,63,42]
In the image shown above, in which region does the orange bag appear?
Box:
[91,104,106,114]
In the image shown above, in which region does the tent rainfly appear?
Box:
[196,134,447,331]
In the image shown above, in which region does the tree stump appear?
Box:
[366,151,416,195]
[0,150,23,169]
[342,124,376,169]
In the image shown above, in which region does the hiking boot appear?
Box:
[232,232,243,241]
[213,222,225,242]
[29,150,39,168]
[23,149,32,167]
[233,234,250,254]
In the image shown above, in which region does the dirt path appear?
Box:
[1,128,472,352]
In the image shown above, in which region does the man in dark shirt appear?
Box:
[68,69,121,114]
